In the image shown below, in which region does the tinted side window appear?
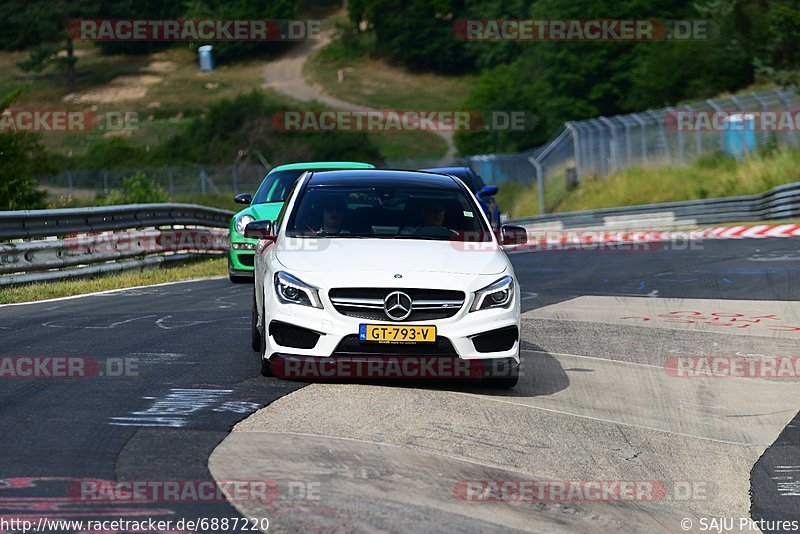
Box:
[274,178,301,233]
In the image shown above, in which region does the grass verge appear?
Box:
[0,257,226,305]
[499,148,800,218]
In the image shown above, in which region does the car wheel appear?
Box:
[229,274,251,284]
[251,293,262,352]
[484,364,519,389]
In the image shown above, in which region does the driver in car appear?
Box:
[317,196,349,235]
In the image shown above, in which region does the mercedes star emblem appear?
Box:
[383,291,412,321]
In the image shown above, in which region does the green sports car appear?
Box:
[228,161,376,282]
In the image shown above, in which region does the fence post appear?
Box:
[593,119,608,178]
[527,156,545,215]
[777,89,796,146]
[646,110,668,163]
[750,92,769,146]
[565,122,581,183]
[706,99,724,151]
[666,107,683,164]
[619,116,633,166]
[685,104,701,157]
[598,116,618,175]
[631,113,647,164]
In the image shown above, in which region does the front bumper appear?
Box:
[228,249,255,274]
[261,286,521,365]
[269,353,518,381]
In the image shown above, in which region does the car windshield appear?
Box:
[286,185,491,241]
[253,168,354,204]
[251,170,305,204]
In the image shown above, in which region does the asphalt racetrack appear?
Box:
[1,238,799,533]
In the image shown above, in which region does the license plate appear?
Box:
[359,324,436,343]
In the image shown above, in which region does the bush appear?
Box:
[159,90,384,166]
[78,137,149,169]
[0,132,50,210]
[96,172,169,205]
[0,85,51,210]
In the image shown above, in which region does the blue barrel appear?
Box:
[198,45,215,72]
[723,113,756,158]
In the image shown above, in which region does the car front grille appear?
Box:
[328,288,465,321]
[236,252,254,267]
[332,335,458,356]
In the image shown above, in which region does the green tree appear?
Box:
[0,0,103,93]
[348,0,476,72]
[455,61,547,155]
[0,87,51,210]
[756,0,800,85]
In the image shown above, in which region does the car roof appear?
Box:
[307,169,462,189]
[421,166,474,177]
[270,161,375,172]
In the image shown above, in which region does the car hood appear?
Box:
[246,202,282,221]
[275,238,508,276]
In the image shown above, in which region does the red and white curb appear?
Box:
[506,224,800,251]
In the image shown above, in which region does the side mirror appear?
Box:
[244,220,275,241]
[500,224,527,245]
[234,193,252,205]
[478,185,499,197]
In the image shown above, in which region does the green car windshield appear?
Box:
[253,168,345,204]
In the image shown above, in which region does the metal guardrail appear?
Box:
[512,181,800,229]
[0,204,234,287]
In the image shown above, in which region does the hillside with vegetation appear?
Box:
[1,0,799,212]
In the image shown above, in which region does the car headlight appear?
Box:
[470,276,514,312]
[274,271,323,309]
[234,214,256,234]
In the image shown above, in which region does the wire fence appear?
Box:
[39,165,270,199]
[462,87,800,213]
[37,87,799,213]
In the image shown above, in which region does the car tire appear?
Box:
[229,274,251,284]
[484,364,519,389]
[251,293,262,352]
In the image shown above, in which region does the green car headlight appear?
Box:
[234,214,256,234]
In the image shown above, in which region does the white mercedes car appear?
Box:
[246,169,527,387]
